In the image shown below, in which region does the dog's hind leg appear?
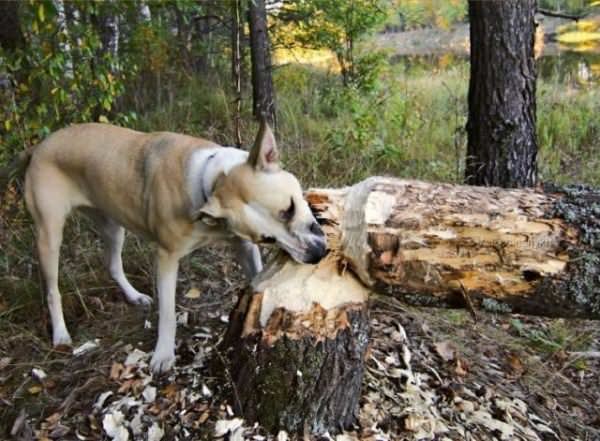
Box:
[233,239,263,280]
[26,179,72,346]
[90,212,153,306]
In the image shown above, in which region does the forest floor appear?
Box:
[1,206,599,441]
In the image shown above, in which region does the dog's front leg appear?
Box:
[150,248,180,374]
[233,239,263,280]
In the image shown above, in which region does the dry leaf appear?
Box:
[434,340,456,362]
[73,340,99,356]
[197,410,210,425]
[455,358,468,376]
[0,357,12,370]
[31,368,47,382]
[124,349,148,366]
[110,362,124,381]
[507,353,524,375]
[102,411,129,441]
[28,385,42,395]
[214,418,243,437]
[185,288,202,299]
[148,422,164,441]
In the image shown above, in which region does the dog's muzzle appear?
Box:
[302,221,327,264]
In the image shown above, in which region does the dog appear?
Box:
[24,120,327,373]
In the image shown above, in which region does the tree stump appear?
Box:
[224,255,370,436]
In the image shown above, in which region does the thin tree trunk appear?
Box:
[99,1,120,72]
[54,0,74,79]
[466,0,538,188]
[248,0,275,126]
[0,1,24,52]
[138,2,152,22]
[231,0,243,147]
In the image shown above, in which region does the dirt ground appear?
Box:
[1,207,599,441]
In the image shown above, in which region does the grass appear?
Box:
[124,59,600,188]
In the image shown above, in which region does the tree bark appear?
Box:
[54,0,74,79]
[231,0,243,147]
[248,0,275,126]
[304,177,600,319]
[224,256,369,436]
[466,0,538,188]
[0,1,24,52]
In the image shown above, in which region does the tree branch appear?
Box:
[536,8,588,21]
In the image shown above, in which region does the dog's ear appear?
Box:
[248,118,279,172]
[191,196,224,225]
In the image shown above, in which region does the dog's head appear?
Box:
[196,120,327,264]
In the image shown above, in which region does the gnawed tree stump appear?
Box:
[225,256,369,435]
[305,177,600,319]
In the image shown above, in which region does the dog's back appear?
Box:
[26,123,217,237]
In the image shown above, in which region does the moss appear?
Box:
[541,184,600,317]
[481,298,513,314]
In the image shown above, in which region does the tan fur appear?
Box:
[24,122,326,373]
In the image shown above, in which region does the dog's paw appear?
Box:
[150,351,175,375]
[128,292,153,307]
[52,330,72,347]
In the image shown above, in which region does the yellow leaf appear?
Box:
[37,3,45,23]
[185,288,201,299]
[28,385,42,395]
[98,115,109,123]
[4,120,11,131]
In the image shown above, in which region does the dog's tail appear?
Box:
[0,145,35,196]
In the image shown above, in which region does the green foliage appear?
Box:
[274,0,392,88]
[0,1,133,160]
[539,0,596,15]
[395,0,467,31]
[509,318,594,355]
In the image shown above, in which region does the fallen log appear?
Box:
[305,177,600,319]
[223,177,599,436]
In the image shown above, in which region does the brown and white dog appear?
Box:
[24,121,327,373]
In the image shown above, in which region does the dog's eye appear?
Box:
[279,198,295,222]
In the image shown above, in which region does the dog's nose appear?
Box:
[304,241,328,264]
[310,221,324,237]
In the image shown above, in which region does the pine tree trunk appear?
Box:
[248,0,275,126]
[466,0,538,188]
[224,256,370,436]
[303,177,599,319]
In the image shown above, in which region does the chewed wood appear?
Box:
[307,177,600,318]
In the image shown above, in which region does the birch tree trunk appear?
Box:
[54,0,74,79]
